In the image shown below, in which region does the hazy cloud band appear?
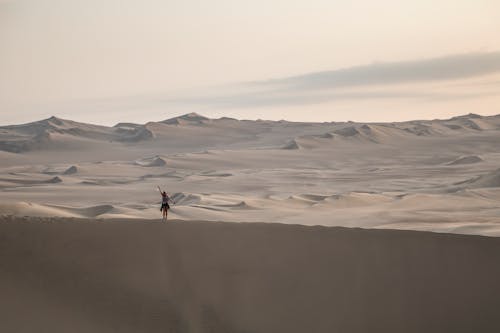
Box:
[165,52,500,109]
[252,52,500,90]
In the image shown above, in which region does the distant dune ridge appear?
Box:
[2,112,500,236]
[0,115,154,153]
[1,112,499,153]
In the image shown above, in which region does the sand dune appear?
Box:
[1,217,500,333]
[332,124,385,143]
[3,113,499,155]
[135,156,167,167]
[2,113,500,331]
[456,168,500,188]
[2,113,500,236]
[282,139,301,149]
[45,204,116,217]
[172,192,202,205]
[0,202,78,217]
[63,165,78,174]
[116,127,155,142]
[0,116,155,153]
[0,202,115,218]
[161,112,211,125]
[0,174,62,186]
[446,155,484,165]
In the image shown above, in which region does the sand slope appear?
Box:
[1,217,500,333]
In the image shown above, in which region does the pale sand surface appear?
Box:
[2,114,500,333]
[2,113,500,235]
[1,217,500,332]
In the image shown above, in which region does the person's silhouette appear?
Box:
[157,186,174,221]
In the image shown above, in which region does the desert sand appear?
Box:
[2,113,500,332]
[1,217,500,332]
[1,112,500,236]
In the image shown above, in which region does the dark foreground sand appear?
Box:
[1,217,500,333]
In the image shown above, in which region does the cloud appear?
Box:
[251,52,500,90]
[168,88,500,110]
[163,51,500,109]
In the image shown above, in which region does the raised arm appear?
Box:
[157,186,162,195]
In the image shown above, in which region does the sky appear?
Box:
[1,0,500,125]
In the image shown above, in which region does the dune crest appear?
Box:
[135,156,167,167]
[162,112,210,125]
[63,165,78,174]
[282,139,301,150]
[456,168,500,188]
[447,155,483,165]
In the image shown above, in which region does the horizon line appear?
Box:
[1,111,497,128]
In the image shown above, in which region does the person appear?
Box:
[158,186,174,220]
